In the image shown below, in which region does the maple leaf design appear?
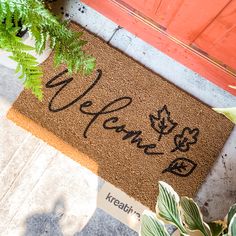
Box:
[149,105,178,141]
[171,127,199,152]
[162,157,197,177]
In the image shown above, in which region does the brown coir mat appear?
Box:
[8,22,234,210]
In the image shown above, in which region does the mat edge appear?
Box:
[7,107,98,174]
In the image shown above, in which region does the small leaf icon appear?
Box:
[149,105,178,141]
[162,157,197,177]
[171,127,199,152]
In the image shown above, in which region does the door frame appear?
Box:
[82,0,236,95]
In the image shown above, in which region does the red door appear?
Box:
[82,0,236,95]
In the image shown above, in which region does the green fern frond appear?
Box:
[0,0,95,100]
[10,51,43,100]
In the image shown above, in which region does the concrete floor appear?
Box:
[1,0,236,235]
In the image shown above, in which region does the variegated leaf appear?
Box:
[140,210,170,236]
[213,107,236,124]
[156,182,187,235]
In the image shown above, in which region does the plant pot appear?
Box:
[0,31,52,69]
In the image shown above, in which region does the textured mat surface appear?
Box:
[8,22,234,211]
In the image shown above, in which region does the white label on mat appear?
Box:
[97,181,149,232]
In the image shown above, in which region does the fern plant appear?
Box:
[140,181,236,236]
[0,0,95,100]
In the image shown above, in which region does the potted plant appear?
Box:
[0,0,95,100]
[140,181,236,236]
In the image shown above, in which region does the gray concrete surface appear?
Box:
[0,0,236,235]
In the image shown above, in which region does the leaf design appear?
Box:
[156,181,187,235]
[140,210,170,236]
[180,197,210,236]
[171,127,199,152]
[149,105,178,141]
[162,157,197,177]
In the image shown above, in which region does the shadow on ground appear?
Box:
[74,208,137,236]
[23,198,137,236]
[23,199,64,236]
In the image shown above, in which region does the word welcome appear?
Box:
[46,69,163,156]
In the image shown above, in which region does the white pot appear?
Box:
[0,31,52,69]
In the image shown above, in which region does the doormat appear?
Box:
[7,22,234,211]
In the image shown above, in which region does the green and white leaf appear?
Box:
[207,221,225,236]
[228,213,236,236]
[213,107,236,124]
[180,197,210,236]
[227,203,236,227]
[140,210,170,236]
[156,181,187,235]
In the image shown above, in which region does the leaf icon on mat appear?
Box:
[171,127,199,152]
[149,105,177,141]
[162,157,197,177]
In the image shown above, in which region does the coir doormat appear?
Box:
[8,22,234,210]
